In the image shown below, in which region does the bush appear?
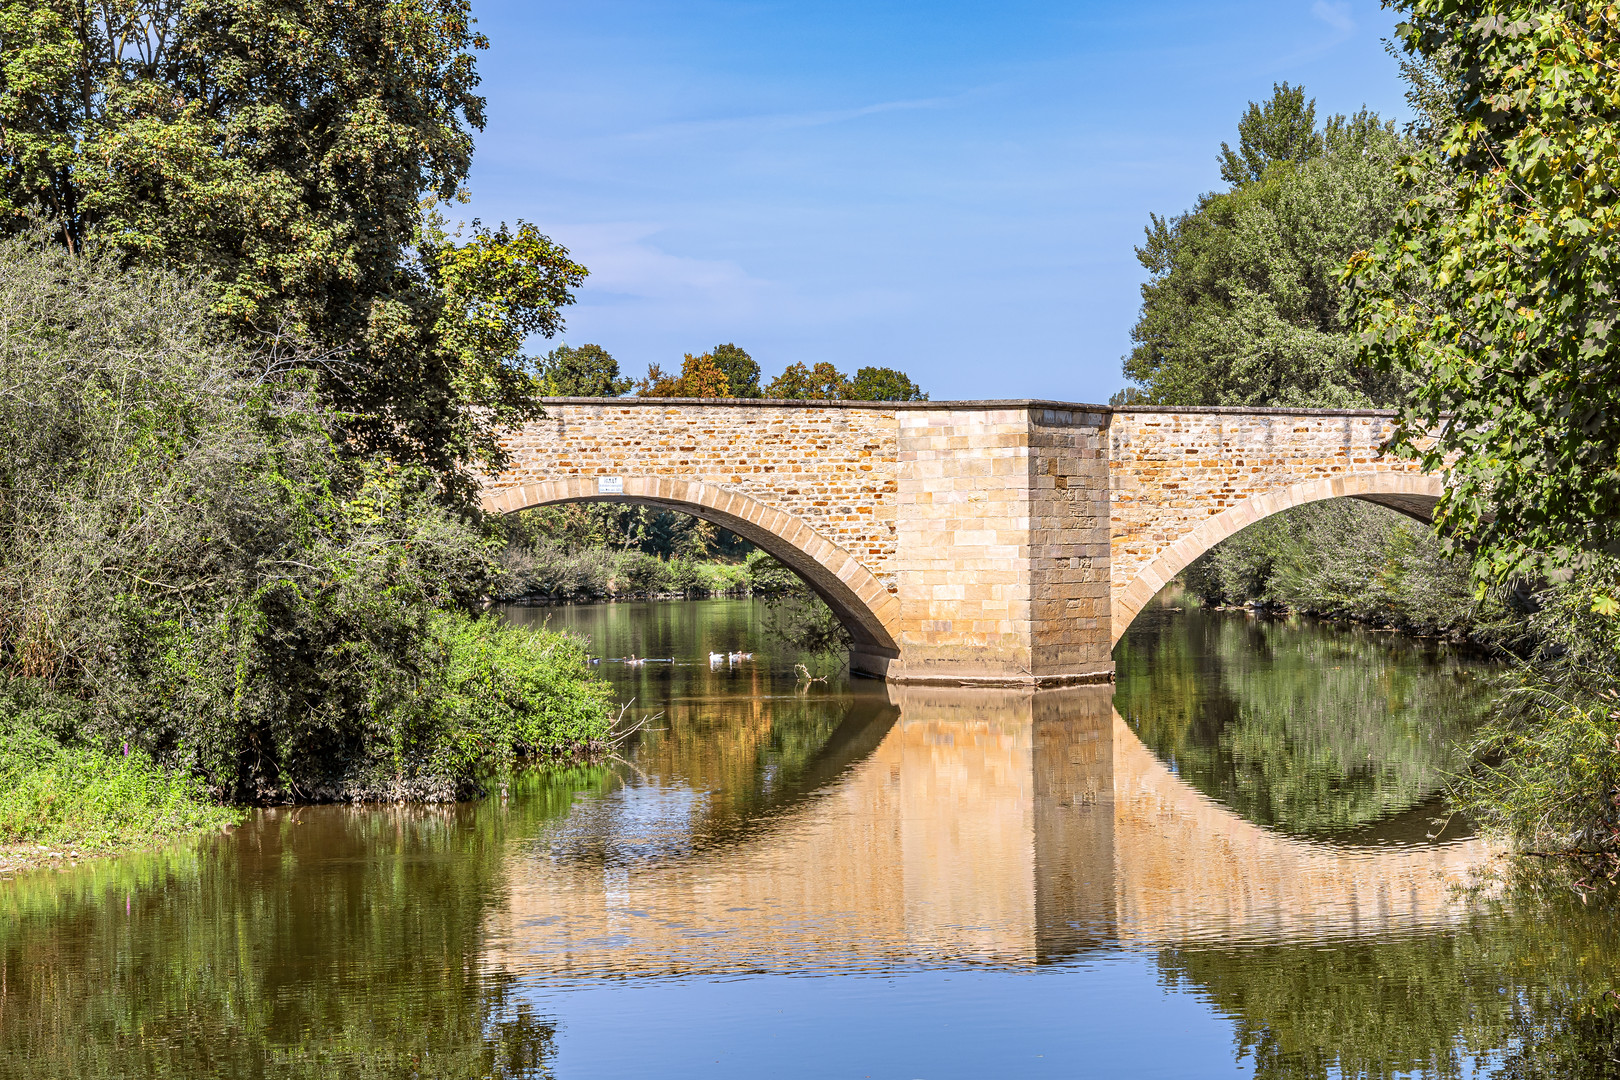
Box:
[1453,558,1620,878]
[421,612,615,792]
[693,560,750,594]
[498,540,750,602]
[0,235,613,806]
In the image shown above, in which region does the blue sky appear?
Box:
[465,1,1414,403]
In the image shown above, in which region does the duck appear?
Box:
[626,654,645,667]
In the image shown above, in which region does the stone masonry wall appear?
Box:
[484,401,902,590]
[1107,409,1428,600]
[894,407,1113,684]
[483,401,1441,684]
[1028,408,1113,679]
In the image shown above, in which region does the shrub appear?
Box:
[428,612,614,783]
[0,234,612,805]
[499,541,750,602]
[1181,500,1494,640]
[1453,558,1620,878]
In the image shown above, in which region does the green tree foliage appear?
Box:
[1343,2,1620,870]
[1218,82,1321,185]
[637,352,731,397]
[1454,559,1620,875]
[1181,501,1494,640]
[0,236,610,805]
[764,361,851,399]
[1125,89,1412,407]
[540,343,633,397]
[0,0,585,498]
[848,365,929,401]
[763,361,928,401]
[711,342,762,397]
[1347,1,1620,584]
[493,502,755,602]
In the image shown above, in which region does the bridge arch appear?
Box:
[482,475,902,666]
[1110,472,1445,646]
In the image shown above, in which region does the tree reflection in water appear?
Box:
[1160,881,1620,1080]
[0,770,601,1078]
[1,600,1617,1079]
[1114,602,1492,839]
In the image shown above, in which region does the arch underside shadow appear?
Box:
[482,477,902,665]
[1111,473,1445,646]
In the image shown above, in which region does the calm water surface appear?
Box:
[4,599,1618,1078]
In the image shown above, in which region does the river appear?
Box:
[2,598,1616,1078]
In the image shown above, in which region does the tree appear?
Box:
[540,344,632,397]
[848,366,929,401]
[637,352,730,398]
[764,361,851,399]
[761,360,928,401]
[710,343,761,397]
[1343,2,1620,874]
[1218,82,1321,185]
[1346,1,1620,582]
[1125,99,1411,408]
[0,0,584,501]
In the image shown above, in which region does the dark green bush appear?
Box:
[1182,500,1493,639]
[0,236,611,807]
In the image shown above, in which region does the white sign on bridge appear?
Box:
[597,476,624,495]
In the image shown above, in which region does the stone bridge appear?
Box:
[481,399,1440,685]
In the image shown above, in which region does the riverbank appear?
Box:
[504,585,750,606]
[0,841,191,877]
[0,736,241,876]
[498,545,753,604]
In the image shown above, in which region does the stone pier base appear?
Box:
[885,405,1115,686]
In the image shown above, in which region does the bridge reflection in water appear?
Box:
[486,687,1486,977]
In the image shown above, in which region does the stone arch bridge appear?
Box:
[481,399,1440,685]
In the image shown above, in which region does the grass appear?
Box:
[0,723,240,859]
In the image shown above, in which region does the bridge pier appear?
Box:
[880,405,1115,686]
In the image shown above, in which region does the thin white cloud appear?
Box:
[616,90,983,144]
[1310,0,1355,36]
[537,221,918,372]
